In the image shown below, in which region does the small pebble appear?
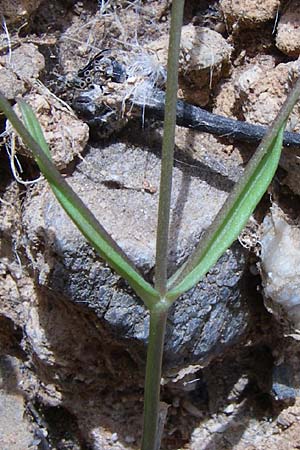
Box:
[111,433,118,443]
[125,435,136,444]
[224,404,235,415]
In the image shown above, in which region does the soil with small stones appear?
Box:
[1,1,300,449]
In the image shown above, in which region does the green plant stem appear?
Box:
[155,0,185,296]
[142,301,169,450]
[142,2,184,445]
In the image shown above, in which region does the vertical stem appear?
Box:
[155,0,185,295]
[142,303,169,450]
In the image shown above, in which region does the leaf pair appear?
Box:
[0,76,300,309]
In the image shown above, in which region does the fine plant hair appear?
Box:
[126,52,167,89]
[1,1,300,449]
[124,52,167,126]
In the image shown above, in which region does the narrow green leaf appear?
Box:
[166,126,284,301]
[0,92,159,308]
[167,76,300,302]
[18,100,51,158]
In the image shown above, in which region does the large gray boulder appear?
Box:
[20,136,250,375]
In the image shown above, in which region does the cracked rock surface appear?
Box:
[20,139,250,373]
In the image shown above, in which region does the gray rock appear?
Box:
[21,136,250,374]
[271,337,300,402]
[0,356,34,450]
[272,363,298,402]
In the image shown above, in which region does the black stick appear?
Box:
[138,90,300,148]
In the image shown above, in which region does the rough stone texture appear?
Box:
[0,356,34,450]
[236,60,300,130]
[236,60,300,196]
[174,127,244,182]
[0,42,88,168]
[0,43,44,99]
[0,40,45,103]
[56,0,170,76]
[189,398,300,450]
[220,0,280,29]
[0,0,42,25]
[215,57,300,196]
[179,332,300,449]
[9,92,89,169]
[259,204,300,334]
[280,150,300,197]
[0,182,36,360]
[19,138,250,373]
[0,43,45,81]
[0,139,251,449]
[276,0,300,57]
[147,25,232,106]
[214,54,277,118]
[0,66,25,100]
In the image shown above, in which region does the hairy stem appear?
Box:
[155,0,185,295]
[142,302,169,450]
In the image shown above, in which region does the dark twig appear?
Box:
[134,90,300,148]
[69,48,300,148]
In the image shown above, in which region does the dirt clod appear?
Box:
[220,0,280,29]
[276,0,300,57]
